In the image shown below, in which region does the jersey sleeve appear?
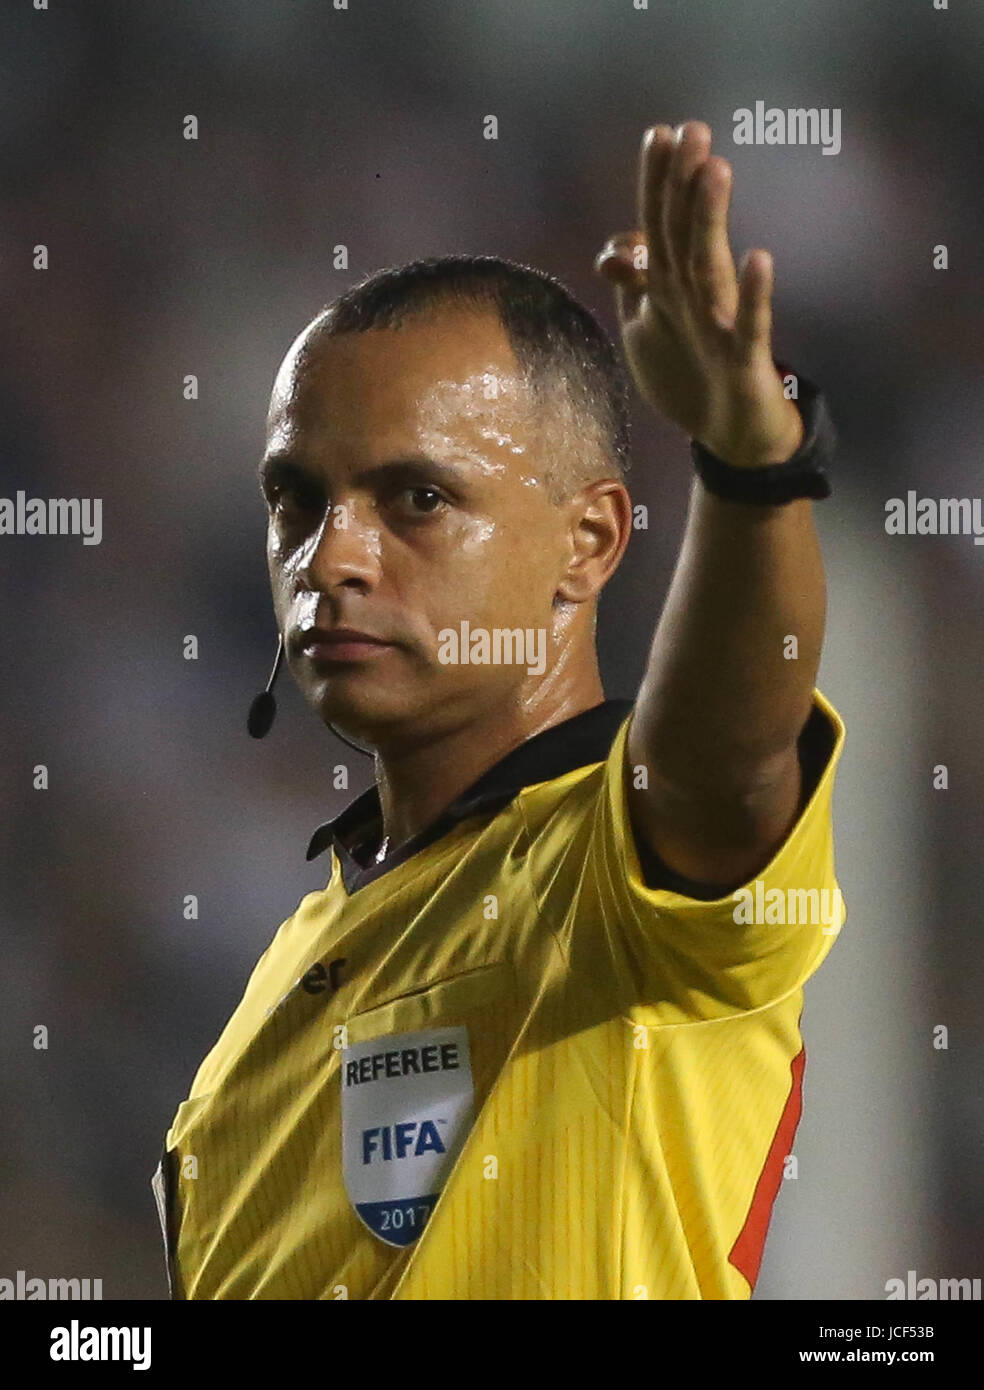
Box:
[549,689,847,1023]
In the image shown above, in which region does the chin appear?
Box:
[310,669,486,748]
[310,677,423,745]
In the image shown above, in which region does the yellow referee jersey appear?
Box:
[152,689,846,1300]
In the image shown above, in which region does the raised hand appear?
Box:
[594,122,804,469]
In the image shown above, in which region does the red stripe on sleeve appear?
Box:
[728,1045,806,1290]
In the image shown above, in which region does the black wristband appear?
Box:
[690,365,835,504]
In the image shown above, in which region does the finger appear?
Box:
[734,249,774,362]
[636,125,676,287]
[688,156,739,327]
[663,121,712,285]
[594,231,648,320]
[594,230,647,278]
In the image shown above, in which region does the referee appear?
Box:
[153,121,846,1299]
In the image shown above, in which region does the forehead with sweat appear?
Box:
[267,305,604,505]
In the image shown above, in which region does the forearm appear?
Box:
[634,478,826,797]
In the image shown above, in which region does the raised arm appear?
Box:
[595,121,827,891]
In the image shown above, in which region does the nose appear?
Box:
[295,502,381,595]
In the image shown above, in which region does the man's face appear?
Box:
[260,306,599,746]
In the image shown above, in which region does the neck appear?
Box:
[372,658,605,847]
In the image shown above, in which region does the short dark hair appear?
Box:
[306,255,632,499]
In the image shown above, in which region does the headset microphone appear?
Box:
[247,634,284,738]
[246,632,374,757]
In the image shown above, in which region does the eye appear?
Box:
[398,485,447,516]
[267,481,325,524]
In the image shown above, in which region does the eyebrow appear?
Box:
[257,453,470,495]
[257,453,308,485]
[257,453,317,493]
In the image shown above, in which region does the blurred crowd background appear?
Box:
[1,0,981,1299]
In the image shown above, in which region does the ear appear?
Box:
[555,479,633,603]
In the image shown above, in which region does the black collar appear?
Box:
[306,698,634,894]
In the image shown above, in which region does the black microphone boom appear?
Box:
[246,632,373,756]
[247,635,284,738]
